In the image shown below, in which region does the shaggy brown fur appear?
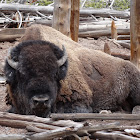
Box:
[7,24,140,113]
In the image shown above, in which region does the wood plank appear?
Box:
[70,0,80,42]
[52,0,71,37]
[130,0,140,68]
[51,113,140,120]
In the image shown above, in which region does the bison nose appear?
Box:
[32,96,49,107]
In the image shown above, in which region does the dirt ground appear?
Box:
[0,37,139,136]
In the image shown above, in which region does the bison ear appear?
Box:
[4,61,17,84]
[58,60,68,80]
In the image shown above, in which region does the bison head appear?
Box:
[4,40,68,117]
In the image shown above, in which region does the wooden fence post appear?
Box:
[52,0,71,37]
[130,0,140,68]
[70,0,80,42]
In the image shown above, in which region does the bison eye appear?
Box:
[33,100,38,105]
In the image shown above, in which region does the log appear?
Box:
[29,122,119,140]
[30,21,130,33]
[117,41,130,49]
[79,23,130,32]
[30,19,52,26]
[104,42,130,60]
[0,34,23,42]
[111,53,130,60]
[117,40,130,44]
[0,134,27,140]
[92,131,140,140]
[51,113,140,120]
[0,28,25,42]
[0,28,25,35]
[80,19,130,25]
[108,39,130,49]
[0,4,54,14]
[0,112,51,124]
[30,127,78,140]
[117,35,130,40]
[0,112,83,131]
[80,8,130,18]
[0,4,130,18]
[0,118,63,130]
[26,125,48,133]
[78,29,130,38]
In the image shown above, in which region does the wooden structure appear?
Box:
[53,0,80,41]
[130,0,140,68]
[70,0,80,42]
[111,20,118,40]
[52,0,71,37]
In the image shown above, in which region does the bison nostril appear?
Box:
[32,96,49,107]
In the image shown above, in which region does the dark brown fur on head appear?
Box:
[4,40,68,117]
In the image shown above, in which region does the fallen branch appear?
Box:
[0,112,139,140]
[104,42,130,60]
[0,112,84,136]
[111,53,130,60]
[117,35,130,40]
[0,134,27,140]
[109,0,115,9]
[91,131,140,140]
[0,112,51,124]
[30,127,78,140]
[108,39,130,49]
[29,122,119,140]
[0,28,25,42]
[80,8,130,18]
[116,41,130,49]
[0,34,23,42]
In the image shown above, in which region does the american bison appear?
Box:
[4,24,140,117]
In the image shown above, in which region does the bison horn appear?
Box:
[7,48,18,70]
[57,45,68,67]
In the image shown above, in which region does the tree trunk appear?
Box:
[130,0,140,68]
[52,0,71,37]
[70,0,80,42]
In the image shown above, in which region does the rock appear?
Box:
[132,106,140,114]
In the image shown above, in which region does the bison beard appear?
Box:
[4,40,68,117]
